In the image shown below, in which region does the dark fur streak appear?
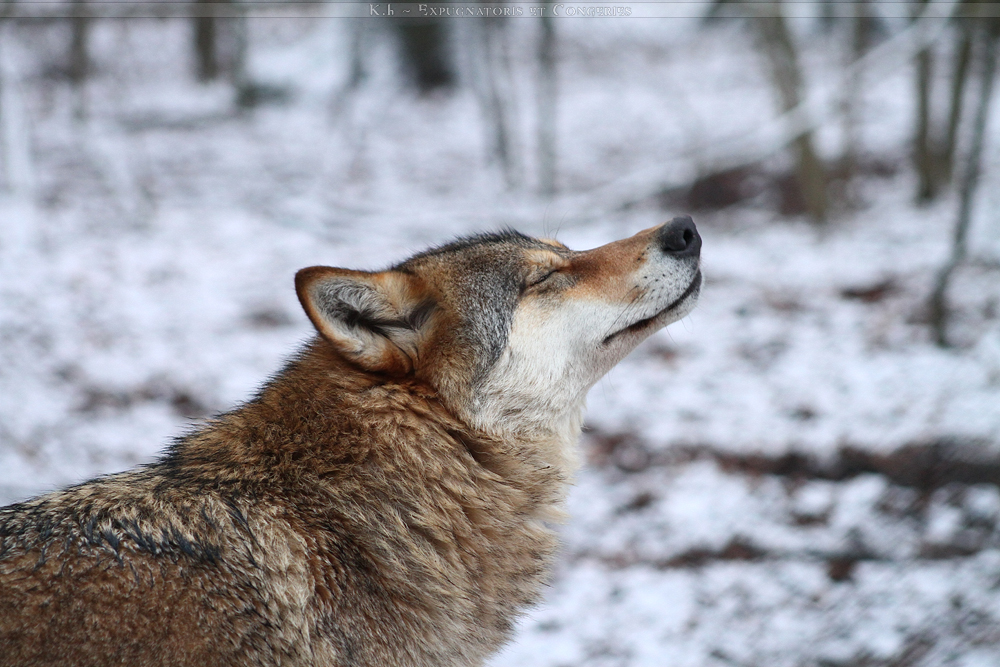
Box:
[348,309,429,339]
[122,518,157,555]
[202,541,222,563]
[101,528,125,565]
[407,299,436,330]
[38,519,54,543]
[101,527,121,553]
[223,498,256,545]
[84,514,100,545]
[33,543,48,571]
[170,527,197,559]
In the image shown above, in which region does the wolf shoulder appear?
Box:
[0,468,317,666]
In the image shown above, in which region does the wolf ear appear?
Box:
[295,267,434,373]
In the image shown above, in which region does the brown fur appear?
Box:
[0,345,559,666]
[0,222,701,666]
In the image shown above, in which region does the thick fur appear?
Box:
[0,220,701,667]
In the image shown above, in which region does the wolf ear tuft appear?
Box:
[295,267,433,373]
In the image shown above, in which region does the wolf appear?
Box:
[0,217,701,667]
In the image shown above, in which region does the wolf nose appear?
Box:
[657,216,701,258]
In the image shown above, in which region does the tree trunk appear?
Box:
[484,17,518,189]
[840,0,874,183]
[537,7,557,195]
[194,0,218,81]
[753,1,828,223]
[914,2,978,202]
[346,20,369,91]
[929,19,998,347]
[396,19,454,93]
[914,19,936,202]
[329,20,370,120]
[940,18,974,186]
[68,0,89,84]
[467,17,519,189]
[68,0,89,119]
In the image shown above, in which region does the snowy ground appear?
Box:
[2,12,1000,667]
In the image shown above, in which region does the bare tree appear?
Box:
[939,15,974,188]
[192,2,259,110]
[68,0,89,119]
[913,1,978,203]
[396,19,454,93]
[231,14,262,109]
[68,0,89,83]
[466,17,521,190]
[752,1,828,222]
[912,0,938,201]
[193,0,220,81]
[537,6,557,195]
[345,20,370,92]
[840,0,876,182]
[928,17,998,347]
[329,20,372,121]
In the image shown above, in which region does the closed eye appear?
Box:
[527,270,557,289]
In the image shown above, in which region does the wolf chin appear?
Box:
[0,217,701,667]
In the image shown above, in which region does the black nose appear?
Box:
[657,216,701,258]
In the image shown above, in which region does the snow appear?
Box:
[1,11,999,666]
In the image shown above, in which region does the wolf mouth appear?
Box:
[602,271,702,346]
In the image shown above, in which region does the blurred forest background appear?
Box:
[2,1,1000,665]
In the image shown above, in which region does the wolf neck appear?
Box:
[204,340,580,502]
[163,339,568,663]
[463,398,585,484]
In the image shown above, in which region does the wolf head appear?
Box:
[296,217,701,442]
